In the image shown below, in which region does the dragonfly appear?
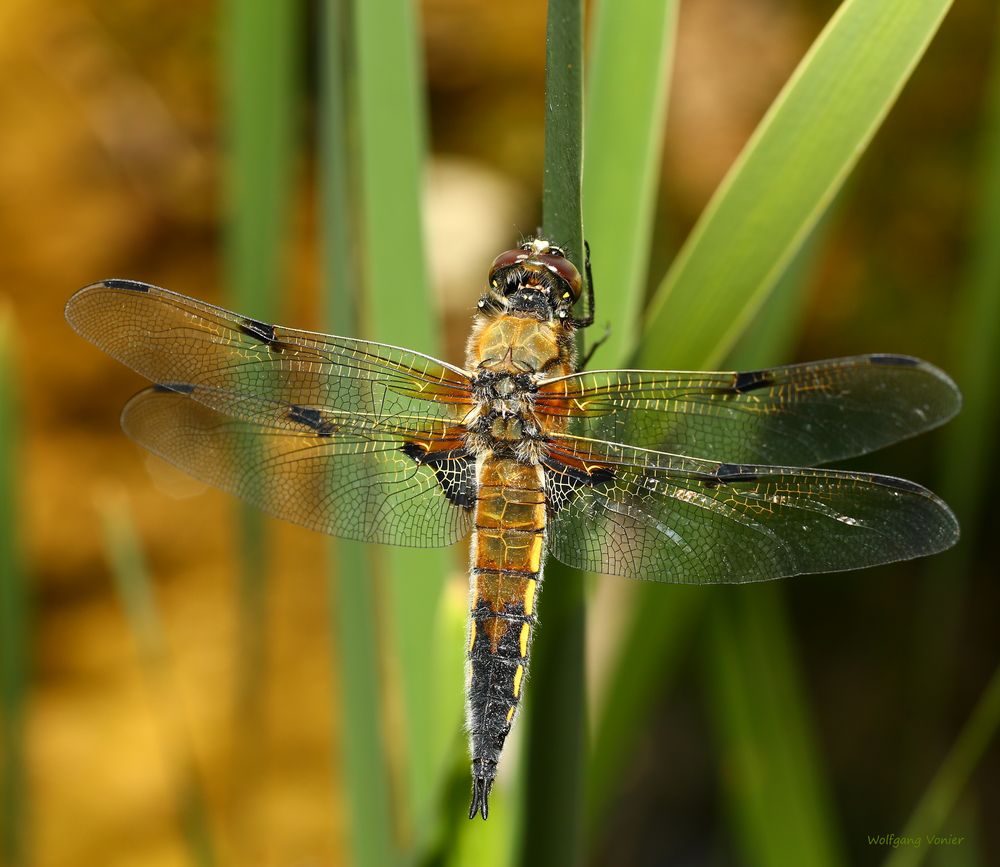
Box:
[66,238,960,820]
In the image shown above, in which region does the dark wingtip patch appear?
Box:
[103,278,150,292]
[288,404,334,436]
[869,354,920,367]
[153,382,196,394]
[732,370,775,393]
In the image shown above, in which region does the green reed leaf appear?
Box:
[353,0,457,836]
[582,0,677,366]
[220,0,302,752]
[635,0,956,370]
[319,1,395,863]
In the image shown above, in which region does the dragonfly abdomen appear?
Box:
[467,455,544,819]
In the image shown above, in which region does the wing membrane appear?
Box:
[122,388,474,547]
[536,355,960,465]
[544,436,958,583]
[65,280,474,438]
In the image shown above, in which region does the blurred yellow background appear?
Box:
[1,1,998,865]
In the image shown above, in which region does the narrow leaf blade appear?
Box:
[635,0,956,370]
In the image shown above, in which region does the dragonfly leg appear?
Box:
[571,240,595,329]
[578,322,612,370]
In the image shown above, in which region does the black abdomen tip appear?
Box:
[469,759,497,820]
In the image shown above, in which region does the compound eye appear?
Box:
[532,253,582,301]
[488,249,529,285]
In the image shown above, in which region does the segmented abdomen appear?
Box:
[467,456,543,786]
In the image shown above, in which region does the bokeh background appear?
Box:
[1,0,998,865]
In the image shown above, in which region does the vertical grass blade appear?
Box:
[634,0,956,370]
[885,661,1000,867]
[319,2,395,864]
[221,0,302,729]
[541,0,585,271]
[582,0,677,364]
[580,0,681,833]
[331,541,395,867]
[0,310,28,866]
[100,494,216,867]
[706,588,843,867]
[353,0,453,834]
[222,0,301,321]
[520,1,587,863]
[708,223,843,864]
[585,219,828,832]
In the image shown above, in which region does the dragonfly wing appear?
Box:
[543,436,958,583]
[536,355,961,465]
[122,387,475,547]
[65,280,474,436]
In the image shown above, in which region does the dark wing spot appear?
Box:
[732,370,775,393]
[403,445,475,510]
[703,463,761,487]
[240,317,283,350]
[287,404,334,436]
[103,279,150,292]
[869,354,920,367]
[153,382,196,394]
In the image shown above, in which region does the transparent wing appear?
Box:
[535,355,961,465]
[121,387,474,547]
[543,436,958,583]
[65,280,475,438]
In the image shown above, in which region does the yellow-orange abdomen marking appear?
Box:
[466,456,545,775]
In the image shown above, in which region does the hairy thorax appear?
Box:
[464,311,575,462]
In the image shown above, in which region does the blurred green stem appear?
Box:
[354,0,456,838]
[221,0,301,726]
[581,0,680,834]
[0,310,28,866]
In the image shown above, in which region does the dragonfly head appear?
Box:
[483,238,582,318]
